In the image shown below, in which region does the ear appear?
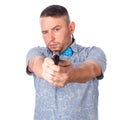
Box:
[69,22,75,34]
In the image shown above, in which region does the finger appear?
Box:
[45,74,61,86]
[52,80,66,87]
[45,67,56,75]
[44,57,55,65]
[42,69,54,83]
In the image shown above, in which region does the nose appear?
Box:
[48,31,55,41]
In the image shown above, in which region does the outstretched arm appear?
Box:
[27,56,102,87]
[27,56,44,78]
[69,59,102,83]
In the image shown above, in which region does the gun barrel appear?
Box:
[52,54,59,65]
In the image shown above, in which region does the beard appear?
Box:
[47,42,62,53]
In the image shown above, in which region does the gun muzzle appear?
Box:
[52,54,59,65]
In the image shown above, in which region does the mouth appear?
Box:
[48,43,58,49]
[48,43,61,53]
[49,44,57,48]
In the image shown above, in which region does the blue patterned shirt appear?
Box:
[26,41,106,120]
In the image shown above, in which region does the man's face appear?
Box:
[40,16,74,53]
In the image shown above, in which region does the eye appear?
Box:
[42,31,48,34]
[54,27,60,32]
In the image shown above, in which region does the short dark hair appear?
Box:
[40,5,70,22]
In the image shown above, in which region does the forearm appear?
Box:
[27,56,44,78]
[70,59,102,83]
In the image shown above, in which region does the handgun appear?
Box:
[52,54,59,65]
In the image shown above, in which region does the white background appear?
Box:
[0,0,120,120]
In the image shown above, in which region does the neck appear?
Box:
[62,38,73,52]
[52,37,74,55]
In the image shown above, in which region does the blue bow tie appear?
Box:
[60,47,73,56]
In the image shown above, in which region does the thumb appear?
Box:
[44,57,55,65]
[58,60,72,67]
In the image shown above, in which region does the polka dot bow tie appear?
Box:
[60,47,73,56]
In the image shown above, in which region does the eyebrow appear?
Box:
[51,25,61,30]
[42,25,61,33]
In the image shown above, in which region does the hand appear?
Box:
[41,57,73,87]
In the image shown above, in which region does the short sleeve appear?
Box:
[87,46,107,79]
[25,46,45,75]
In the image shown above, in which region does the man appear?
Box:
[26,4,106,120]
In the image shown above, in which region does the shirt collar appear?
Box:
[69,40,78,53]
